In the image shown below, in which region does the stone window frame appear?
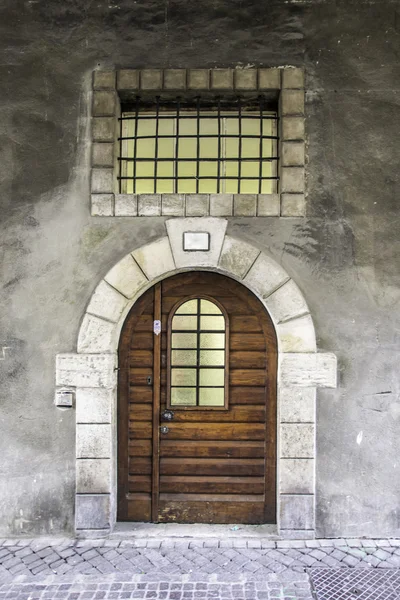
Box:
[90,68,305,218]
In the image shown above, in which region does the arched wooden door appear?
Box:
[118,272,277,524]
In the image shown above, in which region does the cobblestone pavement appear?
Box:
[0,538,399,599]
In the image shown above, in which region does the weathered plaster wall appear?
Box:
[0,0,399,537]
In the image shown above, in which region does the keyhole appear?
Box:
[147,376,152,385]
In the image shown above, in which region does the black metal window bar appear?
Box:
[118,95,279,195]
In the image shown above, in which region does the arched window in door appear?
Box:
[167,297,229,409]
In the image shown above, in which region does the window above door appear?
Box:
[90,67,305,218]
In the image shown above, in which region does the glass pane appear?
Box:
[171,368,197,386]
[199,368,224,386]
[200,316,225,330]
[199,388,225,406]
[200,300,221,314]
[200,333,225,349]
[176,300,198,315]
[172,333,197,348]
[172,315,197,331]
[171,387,196,406]
[200,350,225,366]
[172,350,197,366]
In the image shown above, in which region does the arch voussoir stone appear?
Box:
[55,217,337,538]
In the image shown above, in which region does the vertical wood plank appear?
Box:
[151,282,162,521]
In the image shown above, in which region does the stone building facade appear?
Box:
[0,0,399,539]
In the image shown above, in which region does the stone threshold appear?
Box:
[109,522,279,539]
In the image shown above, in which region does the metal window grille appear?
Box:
[118,95,279,195]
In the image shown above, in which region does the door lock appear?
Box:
[160,426,169,434]
[161,410,174,422]
[147,375,152,386]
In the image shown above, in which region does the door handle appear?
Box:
[160,426,169,434]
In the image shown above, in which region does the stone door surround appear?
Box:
[55,217,337,538]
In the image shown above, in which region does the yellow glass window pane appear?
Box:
[200,316,225,330]
[199,350,225,366]
[176,300,198,314]
[171,368,197,386]
[135,179,155,193]
[199,368,224,386]
[172,333,197,348]
[199,388,225,406]
[180,118,197,136]
[172,315,197,330]
[240,179,259,194]
[200,333,225,349]
[171,387,196,406]
[200,300,221,314]
[172,350,197,366]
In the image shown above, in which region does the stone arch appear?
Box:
[55,217,337,537]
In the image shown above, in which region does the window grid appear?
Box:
[169,298,227,408]
[118,95,279,195]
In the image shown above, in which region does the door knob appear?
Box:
[160,426,169,434]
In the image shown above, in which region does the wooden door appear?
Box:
[118,272,277,524]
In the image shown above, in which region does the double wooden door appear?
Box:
[118,272,277,524]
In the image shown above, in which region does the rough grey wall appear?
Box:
[0,0,399,537]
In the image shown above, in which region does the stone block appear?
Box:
[76,459,111,494]
[76,424,112,458]
[280,167,305,193]
[280,529,315,540]
[281,193,306,217]
[114,194,138,216]
[164,69,187,89]
[92,91,116,117]
[280,353,337,388]
[210,194,233,216]
[279,388,316,423]
[91,194,114,216]
[280,495,314,530]
[277,315,316,352]
[185,194,209,216]
[282,68,305,89]
[258,68,281,89]
[188,69,210,89]
[140,69,163,90]
[219,236,260,279]
[76,388,113,424]
[279,458,315,494]
[234,69,257,89]
[281,424,315,458]
[265,279,309,322]
[75,495,110,530]
[161,194,185,216]
[77,314,115,353]
[117,69,139,90]
[211,69,233,89]
[281,117,305,141]
[138,194,162,216]
[93,71,116,90]
[87,280,128,322]
[91,143,114,168]
[91,168,114,194]
[56,353,116,389]
[282,142,305,166]
[244,253,289,299]
[281,90,305,115]
[92,117,115,142]
[257,194,280,216]
[104,254,148,298]
[166,217,227,269]
[132,237,175,280]
[233,194,257,216]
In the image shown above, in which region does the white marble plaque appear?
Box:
[183,232,210,251]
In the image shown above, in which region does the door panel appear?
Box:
[118,271,277,524]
